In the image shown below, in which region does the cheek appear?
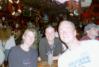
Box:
[30,37,35,42]
[46,33,55,38]
[91,30,97,35]
[59,32,75,40]
[27,36,35,43]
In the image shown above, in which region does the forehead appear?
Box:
[45,27,55,32]
[24,30,35,36]
[59,21,74,31]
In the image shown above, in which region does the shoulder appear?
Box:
[80,40,99,64]
[80,35,90,40]
[39,37,47,46]
[10,46,20,53]
[80,40,99,54]
[80,40,99,46]
[54,38,62,44]
[8,46,20,58]
[30,48,38,57]
[40,37,46,43]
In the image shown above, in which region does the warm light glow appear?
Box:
[55,0,67,3]
[55,0,79,3]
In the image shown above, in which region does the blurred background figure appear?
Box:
[0,26,16,62]
[0,48,5,66]
[81,23,98,40]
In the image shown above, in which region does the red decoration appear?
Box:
[7,0,23,17]
[80,0,99,24]
[66,0,81,13]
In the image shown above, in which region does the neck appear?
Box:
[48,40,54,45]
[20,44,30,52]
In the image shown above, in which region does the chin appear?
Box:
[26,43,33,46]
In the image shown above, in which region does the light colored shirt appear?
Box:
[58,40,99,67]
[5,35,16,50]
[0,35,16,51]
[0,49,5,65]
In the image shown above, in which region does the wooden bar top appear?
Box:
[38,60,58,67]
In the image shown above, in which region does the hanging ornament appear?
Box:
[8,0,22,16]
[74,9,79,16]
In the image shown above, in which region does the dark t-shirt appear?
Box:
[39,38,63,61]
[8,46,38,67]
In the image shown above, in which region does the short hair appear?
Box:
[58,20,76,30]
[45,24,55,33]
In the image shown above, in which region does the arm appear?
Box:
[39,39,48,61]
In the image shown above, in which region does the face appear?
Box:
[45,27,55,41]
[58,21,76,44]
[23,30,35,48]
[87,28,98,37]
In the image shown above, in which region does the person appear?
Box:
[95,25,99,40]
[4,34,16,61]
[58,20,99,67]
[80,23,98,40]
[0,26,16,61]
[55,31,68,52]
[8,28,38,67]
[39,25,63,66]
[0,49,5,65]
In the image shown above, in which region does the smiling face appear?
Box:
[45,26,55,41]
[58,21,77,44]
[22,30,36,48]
